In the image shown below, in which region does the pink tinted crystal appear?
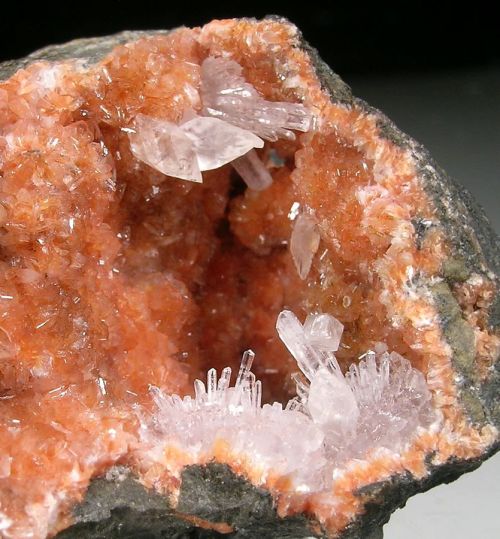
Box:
[231,149,273,191]
[345,350,436,456]
[276,311,436,461]
[201,56,312,142]
[290,213,321,279]
[129,114,264,182]
[180,116,264,170]
[129,114,202,182]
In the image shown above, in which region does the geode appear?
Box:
[0,17,498,539]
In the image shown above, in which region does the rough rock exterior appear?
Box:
[0,17,498,539]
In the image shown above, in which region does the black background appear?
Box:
[0,2,498,77]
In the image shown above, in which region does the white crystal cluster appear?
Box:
[142,310,436,491]
[128,56,312,189]
[144,350,326,485]
[276,311,436,463]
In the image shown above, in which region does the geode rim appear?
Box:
[0,16,498,539]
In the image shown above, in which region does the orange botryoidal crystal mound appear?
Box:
[0,18,499,539]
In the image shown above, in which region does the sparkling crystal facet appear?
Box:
[290,213,321,279]
[181,116,264,171]
[201,56,312,141]
[129,114,202,182]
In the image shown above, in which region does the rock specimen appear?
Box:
[0,17,498,539]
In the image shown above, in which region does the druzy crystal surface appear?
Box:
[0,17,498,539]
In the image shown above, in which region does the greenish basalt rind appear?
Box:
[460,388,487,424]
[478,360,500,426]
[55,472,190,539]
[430,281,476,380]
[56,505,197,538]
[70,469,167,524]
[297,38,353,105]
[442,258,471,283]
[373,116,411,149]
[177,463,276,527]
[56,464,323,539]
[490,401,500,426]
[429,280,500,427]
[488,292,500,330]
[416,160,500,326]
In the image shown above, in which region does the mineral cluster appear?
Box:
[0,17,498,539]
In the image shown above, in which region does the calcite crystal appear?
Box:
[0,17,499,539]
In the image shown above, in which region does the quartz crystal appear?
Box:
[143,310,435,494]
[129,114,264,182]
[180,116,264,170]
[129,114,202,181]
[231,149,273,191]
[145,349,327,484]
[303,312,344,352]
[345,349,437,456]
[290,212,321,279]
[276,311,435,458]
[201,56,312,141]
[130,55,311,186]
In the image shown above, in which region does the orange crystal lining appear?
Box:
[0,18,488,539]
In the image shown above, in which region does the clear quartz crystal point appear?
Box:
[276,310,359,431]
[254,379,262,409]
[193,378,206,402]
[236,349,255,387]
[303,313,344,352]
[290,213,321,280]
[217,367,232,392]
[201,56,312,141]
[276,310,324,381]
[207,368,217,402]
